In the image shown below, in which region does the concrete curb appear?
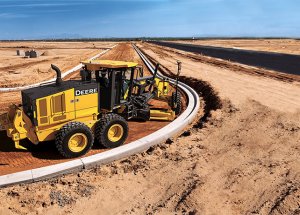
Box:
[0,44,200,188]
[32,160,84,182]
[0,170,33,187]
[0,45,116,92]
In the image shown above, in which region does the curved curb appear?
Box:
[0,44,200,188]
[0,45,116,92]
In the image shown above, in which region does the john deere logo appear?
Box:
[75,88,97,96]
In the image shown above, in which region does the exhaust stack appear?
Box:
[51,64,62,86]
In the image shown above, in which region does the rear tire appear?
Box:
[55,122,94,158]
[95,113,128,148]
[171,91,182,115]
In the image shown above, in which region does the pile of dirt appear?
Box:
[41,50,56,56]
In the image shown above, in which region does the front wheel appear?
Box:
[95,113,129,148]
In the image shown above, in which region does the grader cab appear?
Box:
[0,60,182,158]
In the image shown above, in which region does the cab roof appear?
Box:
[81,60,138,70]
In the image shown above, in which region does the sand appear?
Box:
[0,41,115,115]
[0,41,116,87]
[0,43,171,177]
[0,41,299,215]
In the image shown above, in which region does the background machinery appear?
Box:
[0,60,182,158]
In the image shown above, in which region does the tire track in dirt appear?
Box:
[248,183,300,214]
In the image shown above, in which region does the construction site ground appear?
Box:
[0,41,116,87]
[0,43,170,176]
[0,41,115,114]
[0,40,300,215]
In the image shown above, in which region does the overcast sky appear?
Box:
[0,0,299,39]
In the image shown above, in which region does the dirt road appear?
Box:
[98,42,152,76]
[0,41,300,215]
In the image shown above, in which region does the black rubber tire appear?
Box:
[171,91,182,115]
[95,113,128,148]
[55,122,94,158]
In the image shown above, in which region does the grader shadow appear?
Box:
[0,130,108,161]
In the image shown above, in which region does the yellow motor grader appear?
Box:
[0,60,182,158]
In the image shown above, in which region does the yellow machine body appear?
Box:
[0,60,180,153]
[0,87,100,149]
[34,88,98,142]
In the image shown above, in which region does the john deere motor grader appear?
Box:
[0,60,182,158]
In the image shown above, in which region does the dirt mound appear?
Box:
[42,50,56,56]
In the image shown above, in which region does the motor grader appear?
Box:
[0,60,182,158]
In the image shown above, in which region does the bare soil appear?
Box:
[0,43,170,177]
[0,41,115,87]
[0,41,300,215]
[172,39,300,55]
[0,41,115,115]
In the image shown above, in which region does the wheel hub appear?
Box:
[68,133,88,153]
[108,124,124,142]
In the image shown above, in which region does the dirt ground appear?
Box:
[0,41,300,215]
[0,43,170,176]
[172,39,300,55]
[0,41,115,87]
[0,41,115,114]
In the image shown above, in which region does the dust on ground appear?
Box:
[0,42,115,114]
[0,43,169,177]
[0,41,115,87]
[1,99,299,215]
[0,41,300,215]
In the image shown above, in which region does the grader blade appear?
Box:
[150,109,175,121]
[0,105,38,150]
